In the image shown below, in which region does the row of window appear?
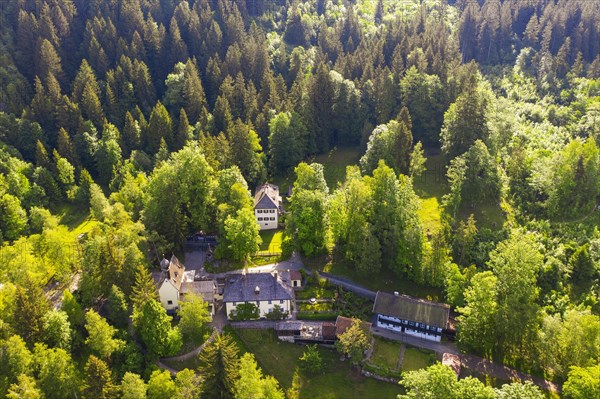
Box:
[256,209,276,213]
[257,217,276,221]
[232,300,285,306]
[378,315,441,332]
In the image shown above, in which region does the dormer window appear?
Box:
[254,286,260,294]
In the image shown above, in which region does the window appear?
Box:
[270,217,275,221]
[167,300,173,305]
[233,302,237,306]
[258,217,263,221]
[256,301,260,306]
[257,210,262,213]
[280,300,284,304]
[271,209,275,213]
[268,300,272,304]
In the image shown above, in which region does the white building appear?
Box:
[157,255,186,313]
[254,183,282,230]
[372,291,450,342]
[223,272,294,319]
[158,255,216,319]
[180,280,217,317]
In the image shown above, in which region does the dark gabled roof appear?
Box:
[180,280,216,302]
[373,291,450,329]
[254,183,281,210]
[223,273,294,303]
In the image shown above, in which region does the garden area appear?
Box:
[232,328,403,399]
[295,272,374,321]
[364,337,437,379]
[257,229,283,255]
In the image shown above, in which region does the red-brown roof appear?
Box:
[322,322,336,340]
[335,316,371,336]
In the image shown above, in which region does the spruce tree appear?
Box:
[183,59,208,125]
[14,278,51,346]
[146,101,173,154]
[121,111,141,156]
[197,333,240,399]
[131,265,159,311]
[82,356,117,399]
[175,108,192,150]
[35,38,63,84]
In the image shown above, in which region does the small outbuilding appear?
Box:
[180,280,217,317]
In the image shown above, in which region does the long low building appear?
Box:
[373,291,450,342]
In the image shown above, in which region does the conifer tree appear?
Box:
[82,355,117,399]
[14,278,51,345]
[175,108,192,150]
[213,95,233,134]
[35,38,63,84]
[183,59,208,125]
[57,128,79,166]
[197,333,240,399]
[131,265,159,311]
[122,111,141,156]
[146,101,173,154]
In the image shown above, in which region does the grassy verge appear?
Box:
[369,337,402,370]
[401,346,435,372]
[258,229,283,254]
[316,256,443,302]
[308,147,361,190]
[413,150,447,234]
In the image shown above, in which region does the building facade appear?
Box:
[254,183,282,230]
[373,291,450,342]
[223,272,294,319]
[157,255,186,313]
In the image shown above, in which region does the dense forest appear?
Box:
[0,0,599,398]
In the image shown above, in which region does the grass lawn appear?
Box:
[161,355,201,371]
[401,346,435,372]
[369,338,402,370]
[233,329,403,399]
[55,203,98,233]
[271,147,361,194]
[250,255,282,267]
[319,256,443,301]
[258,229,283,254]
[308,147,361,190]
[457,201,506,230]
[413,150,447,234]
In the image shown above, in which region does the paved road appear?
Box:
[371,327,560,393]
[460,354,561,393]
[372,327,460,355]
[319,271,377,299]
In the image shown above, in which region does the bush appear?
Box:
[229,303,260,321]
[296,312,338,321]
[299,345,324,375]
[265,305,288,320]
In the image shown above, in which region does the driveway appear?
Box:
[371,327,560,393]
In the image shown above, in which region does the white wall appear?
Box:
[255,208,278,230]
[159,281,179,311]
[225,299,291,319]
[376,315,442,342]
